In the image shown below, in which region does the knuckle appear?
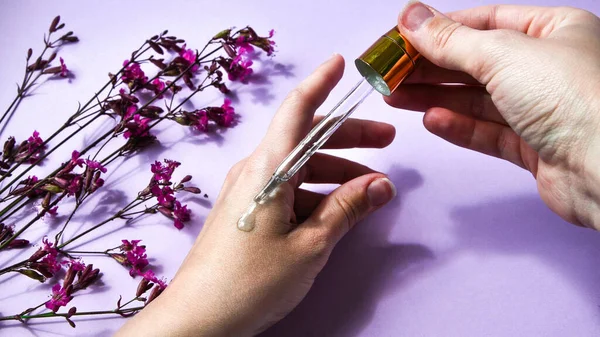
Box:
[564,7,598,22]
[467,30,514,82]
[283,85,320,113]
[226,158,247,179]
[431,22,463,54]
[283,87,306,109]
[299,229,333,260]
[332,195,360,231]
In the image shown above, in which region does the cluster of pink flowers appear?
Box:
[6,130,47,164]
[46,283,72,312]
[178,44,199,73]
[140,269,167,290]
[27,237,62,278]
[148,159,193,229]
[121,60,148,87]
[118,239,149,276]
[54,150,106,198]
[174,98,236,132]
[218,28,275,83]
[45,259,99,312]
[111,239,167,291]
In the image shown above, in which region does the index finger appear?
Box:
[256,54,345,159]
[447,5,574,37]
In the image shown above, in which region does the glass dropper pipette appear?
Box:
[253,27,422,203]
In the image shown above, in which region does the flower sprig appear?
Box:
[0,16,77,131]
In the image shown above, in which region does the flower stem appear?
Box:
[61,250,110,255]
[0,306,144,322]
[57,197,143,249]
[0,193,66,251]
[0,260,27,277]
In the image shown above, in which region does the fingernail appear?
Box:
[367,178,397,207]
[401,1,434,32]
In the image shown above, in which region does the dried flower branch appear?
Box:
[0,16,78,131]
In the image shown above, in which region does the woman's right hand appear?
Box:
[386,2,600,229]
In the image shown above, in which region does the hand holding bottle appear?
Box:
[388,3,600,229]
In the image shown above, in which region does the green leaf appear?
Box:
[16,269,45,282]
[213,29,231,40]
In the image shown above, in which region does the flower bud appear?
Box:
[48,52,57,63]
[63,267,76,288]
[183,187,201,194]
[42,192,51,208]
[28,249,48,262]
[157,207,173,218]
[136,278,150,297]
[49,16,60,33]
[223,44,236,58]
[110,253,128,265]
[7,239,29,249]
[145,285,163,305]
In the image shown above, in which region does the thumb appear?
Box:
[301,174,397,246]
[398,1,511,82]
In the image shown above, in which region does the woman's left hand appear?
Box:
[116,54,397,336]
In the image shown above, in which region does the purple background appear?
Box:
[1,0,600,336]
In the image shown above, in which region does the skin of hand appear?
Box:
[115,55,398,336]
[387,2,600,229]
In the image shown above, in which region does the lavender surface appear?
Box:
[1,1,599,336]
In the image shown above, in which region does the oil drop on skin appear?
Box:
[237,178,284,232]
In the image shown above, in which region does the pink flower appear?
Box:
[191,110,209,131]
[234,37,255,62]
[150,159,180,182]
[70,150,85,167]
[42,237,58,255]
[151,78,166,97]
[123,114,150,139]
[85,159,107,173]
[173,201,191,230]
[228,46,254,82]
[121,239,142,251]
[65,175,82,196]
[47,206,58,216]
[68,259,86,271]
[142,270,167,290]
[59,57,68,77]
[121,60,148,85]
[45,284,73,312]
[26,237,63,277]
[151,185,175,206]
[121,240,149,277]
[266,30,276,56]
[124,105,138,119]
[217,98,235,127]
[178,45,199,72]
[24,130,45,164]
